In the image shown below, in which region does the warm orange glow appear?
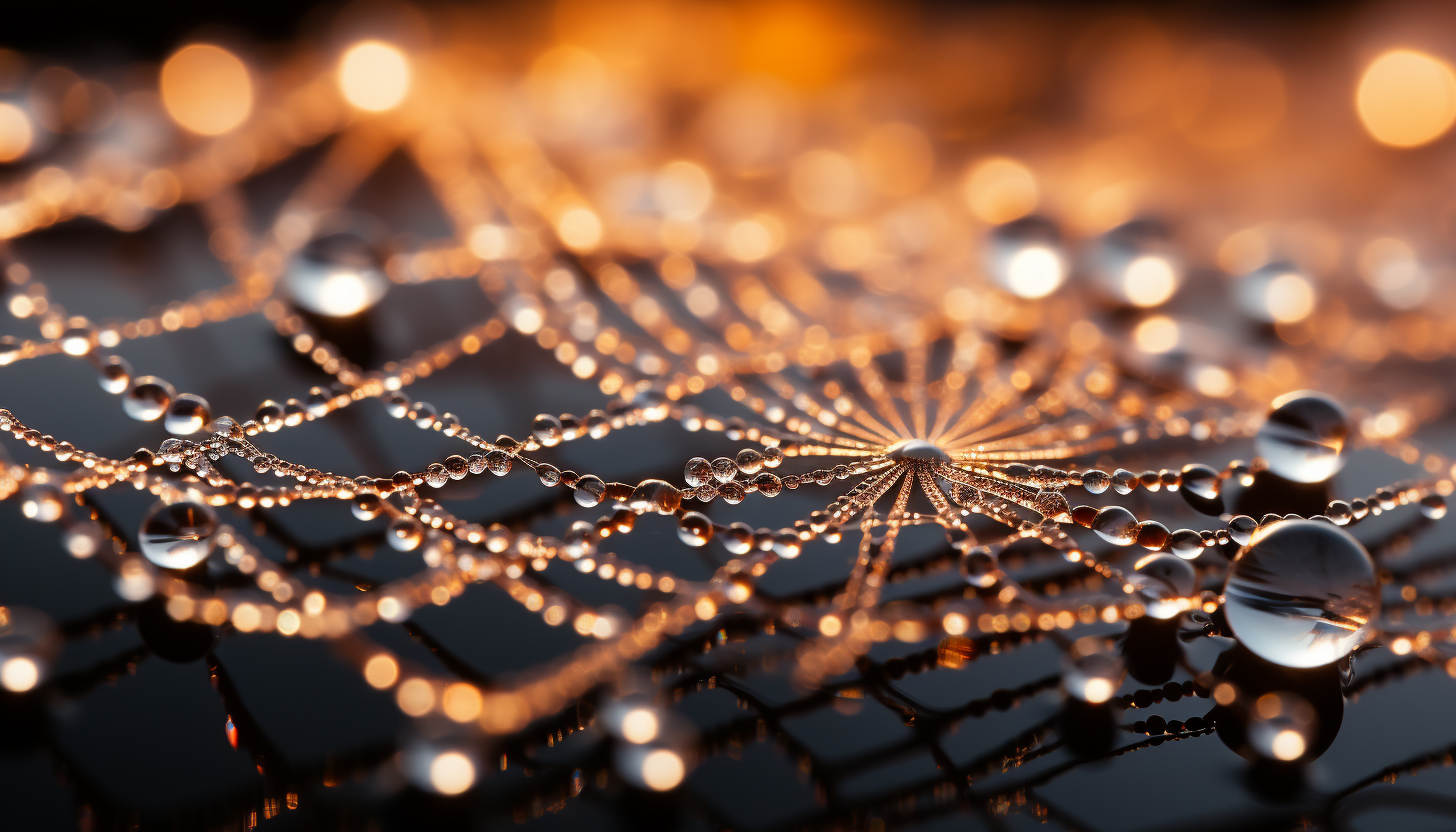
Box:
[363,654,399,689]
[1357,49,1456,148]
[339,41,412,112]
[0,102,33,162]
[429,751,476,794]
[0,657,39,692]
[640,748,686,790]
[1171,42,1285,150]
[964,158,1037,224]
[160,44,253,136]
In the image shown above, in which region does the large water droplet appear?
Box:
[1254,391,1349,483]
[163,393,211,436]
[1090,506,1138,545]
[123,376,175,422]
[284,225,389,317]
[888,439,949,462]
[139,501,218,569]
[1223,519,1378,668]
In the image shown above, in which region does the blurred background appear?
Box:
[5,1,1456,831]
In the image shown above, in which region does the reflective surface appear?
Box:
[1223,520,1379,668]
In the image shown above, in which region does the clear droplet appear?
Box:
[1254,391,1349,483]
[1420,493,1448,520]
[1223,519,1378,668]
[139,501,217,569]
[721,522,754,555]
[387,517,424,551]
[629,480,681,515]
[684,457,712,488]
[1179,464,1220,500]
[960,546,1001,588]
[1227,515,1258,546]
[677,512,713,547]
[62,520,105,558]
[532,414,564,446]
[1081,470,1110,494]
[352,494,382,521]
[164,393,211,436]
[1090,506,1138,545]
[284,225,389,317]
[1088,219,1180,308]
[97,355,132,394]
[734,448,764,475]
[1168,528,1203,559]
[710,457,737,484]
[574,475,606,507]
[122,376,176,422]
[1131,553,1195,619]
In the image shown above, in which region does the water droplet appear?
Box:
[1090,506,1138,545]
[284,226,388,317]
[684,457,712,488]
[721,522,754,555]
[1223,520,1378,668]
[484,451,512,476]
[734,448,764,475]
[387,517,424,551]
[1168,528,1203,559]
[139,501,217,569]
[573,475,606,507]
[1088,220,1180,308]
[629,480,681,515]
[960,546,1001,588]
[888,439,949,462]
[677,512,713,547]
[98,355,131,394]
[122,376,175,422]
[163,393,211,436]
[563,521,596,559]
[352,495,382,520]
[1111,469,1137,495]
[1179,464,1220,500]
[532,414,564,446]
[711,457,737,484]
[1254,391,1349,483]
[987,217,1066,299]
[1081,470,1110,494]
[1227,515,1258,546]
[1132,553,1196,619]
[1421,493,1448,520]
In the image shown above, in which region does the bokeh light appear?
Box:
[1356,49,1456,147]
[160,44,253,135]
[0,102,33,162]
[339,41,412,112]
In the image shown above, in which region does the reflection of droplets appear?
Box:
[138,501,218,569]
[1254,391,1349,483]
[1131,553,1196,619]
[0,606,60,693]
[284,228,389,317]
[1248,691,1316,762]
[1063,638,1125,704]
[959,546,1001,588]
[1223,520,1377,668]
